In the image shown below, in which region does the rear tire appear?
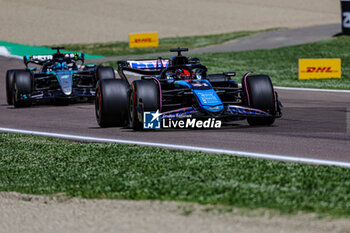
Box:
[95,79,129,127]
[242,74,276,126]
[129,80,160,131]
[6,69,22,105]
[96,66,115,81]
[13,70,32,108]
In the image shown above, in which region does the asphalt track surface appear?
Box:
[1,54,350,163]
[190,24,341,53]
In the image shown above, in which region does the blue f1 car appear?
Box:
[95,48,282,130]
[6,47,115,107]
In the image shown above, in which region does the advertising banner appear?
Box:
[298,58,341,80]
[129,32,159,48]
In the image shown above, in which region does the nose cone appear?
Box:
[56,72,73,95]
[193,89,224,113]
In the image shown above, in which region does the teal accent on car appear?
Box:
[48,70,75,95]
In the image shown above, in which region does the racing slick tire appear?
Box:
[96,66,115,81]
[129,79,160,131]
[243,74,276,126]
[6,69,23,105]
[13,70,33,108]
[95,79,129,127]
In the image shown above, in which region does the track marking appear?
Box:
[0,46,22,59]
[274,86,350,93]
[1,127,350,168]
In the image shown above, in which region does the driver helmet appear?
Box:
[175,69,193,80]
[53,52,65,62]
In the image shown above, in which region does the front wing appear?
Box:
[160,105,279,120]
[15,87,95,103]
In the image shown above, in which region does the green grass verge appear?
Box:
[1,133,350,217]
[52,30,272,57]
[101,35,350,89]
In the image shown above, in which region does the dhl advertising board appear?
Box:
[129,32,159,48]
[298,58,341,80]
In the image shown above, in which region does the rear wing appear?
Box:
[116,59,169,84]
[23,53,85,66]
[118,59,169,71]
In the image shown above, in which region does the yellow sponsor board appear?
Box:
[298,58,341,80]
[129,32,159,48]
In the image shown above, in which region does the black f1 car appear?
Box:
[6,47,115,107]
[95,48,282,130]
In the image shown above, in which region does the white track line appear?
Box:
[1,127,350,168]
[274,86,350,93]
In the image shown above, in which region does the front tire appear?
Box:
[129,79,160,131]
[13,70,32,108]
[6,69,22,105]
[242,74,276,126]
[95,79,129,127]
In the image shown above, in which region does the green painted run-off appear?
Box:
[0,41,103,59]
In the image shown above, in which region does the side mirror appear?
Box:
[224,72,236,77]
[85,64,96,68]
[189,57,200,64]
[26,67,37,71]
